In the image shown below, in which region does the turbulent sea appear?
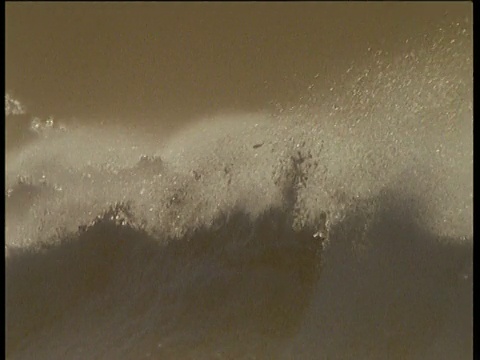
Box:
[5,23,473,359]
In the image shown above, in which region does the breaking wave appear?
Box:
[5,22,472,359]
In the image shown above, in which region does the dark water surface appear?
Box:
[5,3,472,359]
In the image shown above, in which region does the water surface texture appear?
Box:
[5,3,473,359]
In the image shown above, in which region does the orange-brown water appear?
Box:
[5,3,472,359]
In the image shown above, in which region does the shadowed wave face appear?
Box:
[5,5,472,360]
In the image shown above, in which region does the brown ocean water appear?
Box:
[5,3,472,359]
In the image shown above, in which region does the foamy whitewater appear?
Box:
[5,22,472,359]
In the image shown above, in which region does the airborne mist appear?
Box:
[5,3,472,360]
